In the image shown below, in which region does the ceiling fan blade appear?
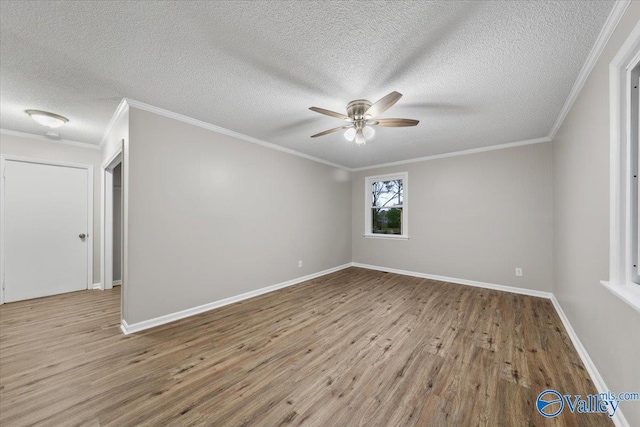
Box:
[365,91,402,118]
[311,125,351,138]
[309,107,352,121]
[369,118,419,127]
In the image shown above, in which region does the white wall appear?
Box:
[0,133,102,283]
[125,107,352,324]
[552,3,640,425]
[352,142,554,292]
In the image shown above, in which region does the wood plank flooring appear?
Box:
[0,267,611,426]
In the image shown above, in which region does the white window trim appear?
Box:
[364,172,409,240]
[603,21,640,313]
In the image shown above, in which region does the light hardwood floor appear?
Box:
[0,268,611,426]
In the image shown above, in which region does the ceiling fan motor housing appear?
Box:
[346,99,372,128]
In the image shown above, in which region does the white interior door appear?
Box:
[3,159,89,302]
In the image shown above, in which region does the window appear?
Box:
[602,29,640,312]
[364,172,408,239]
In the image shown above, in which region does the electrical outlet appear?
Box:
[298,260,302,268]
[515,268,523,277]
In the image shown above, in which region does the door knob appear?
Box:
[79,233,86,239]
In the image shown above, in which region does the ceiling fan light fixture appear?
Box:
[25,109,69,128]
[363,126,375,139]
[309,91,418,144]
[344,127,357,141]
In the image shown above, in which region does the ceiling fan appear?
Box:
[309,91,419,145]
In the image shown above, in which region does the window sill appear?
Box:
[600,280,640,314]
[364,234,409,240]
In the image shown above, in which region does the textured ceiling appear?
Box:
[0,1,614,168]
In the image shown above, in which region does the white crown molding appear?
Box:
[120,263,352,334]
[548,0,631,140]
[120,98,351,171]
[351,136,552,172]
[99,98,129,149]
[0,128,100,150]
[120,96,555,172]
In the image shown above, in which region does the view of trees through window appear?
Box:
[371,179,403,234]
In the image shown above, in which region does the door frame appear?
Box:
[0,155,94,304]
[100,148,123,291]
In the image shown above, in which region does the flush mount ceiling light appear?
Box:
[25,109,69,128]
[309,91,419,145]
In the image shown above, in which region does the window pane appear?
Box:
[372,179,403,208]
[372,207,402,235]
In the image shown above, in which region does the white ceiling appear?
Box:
[0,1,614,168]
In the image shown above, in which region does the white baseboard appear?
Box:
[120,320,129,335]
[91,283,102,290]
[351,262,627,426]
[550,296,629,427]
[120,263,352,335]
[113,280,122,286]
[351,262,553,298]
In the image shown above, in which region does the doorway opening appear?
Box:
[112,163,122,287]
[101,147,123,295]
